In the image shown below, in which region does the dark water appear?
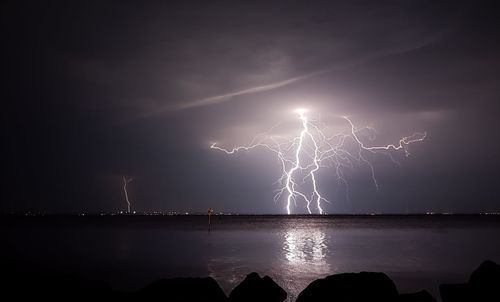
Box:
[2,215,500,300]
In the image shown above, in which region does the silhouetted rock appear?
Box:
[440,283,471,302]
[3,260,499,302]
[228,272,286,302]
[398,290,437,302]
[469,260,500,301]
[296,272,399,302]
[469,260,500,293]
[138,277,227,301]
[440,260,500,302]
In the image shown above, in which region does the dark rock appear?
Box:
[229,272,286,302]
[469,260,500,301]
[440,283,471,302]
[440,260,500,302]
[138,277,227,302]
[296,272,399,302]
[469,260,500,285]
[398,290,437,302]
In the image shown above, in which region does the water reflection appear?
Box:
[283,227,330,274]
[207,256,243,294]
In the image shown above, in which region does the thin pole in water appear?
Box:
[208,208,214,232]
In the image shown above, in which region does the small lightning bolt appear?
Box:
[211,109,426,214]
[123,176,133,213]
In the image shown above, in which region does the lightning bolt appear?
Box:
[123,176,133,213]
[211,110,426,214]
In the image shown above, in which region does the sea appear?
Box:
[2,215,500,301]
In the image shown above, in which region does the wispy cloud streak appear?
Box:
[177,69,331,110]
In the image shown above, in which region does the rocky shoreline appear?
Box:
[2,260,498,301]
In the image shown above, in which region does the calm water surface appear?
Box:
[2,215,500,300]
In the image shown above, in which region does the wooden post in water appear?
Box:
[207,208,214,232]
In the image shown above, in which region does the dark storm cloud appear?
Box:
[3,0,500,213]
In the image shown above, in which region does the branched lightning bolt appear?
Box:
[123,176,133,213]
[211,110,426,214]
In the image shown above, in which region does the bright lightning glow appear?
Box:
[123,176,133,213]
[211,110,426,214]
[294,107,308,115]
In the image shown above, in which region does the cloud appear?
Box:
[176,68,331,110]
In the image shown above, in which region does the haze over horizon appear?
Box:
[4,0,500,214]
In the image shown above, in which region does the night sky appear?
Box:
[4,0,500,214]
